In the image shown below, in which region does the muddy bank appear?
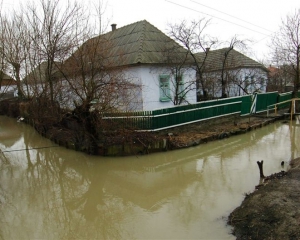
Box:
[0,97,287,156]
[156,114,284,150]
[228,158,300,240]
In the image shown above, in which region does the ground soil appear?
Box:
[155,114,281,150]
[228,157,300,240]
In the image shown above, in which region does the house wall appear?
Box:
[0,85,16,94]
[231,68,267,96]
[21,65,197,112]
[0,80,17,98]
[125,65,197,111]
[202,67,268,98]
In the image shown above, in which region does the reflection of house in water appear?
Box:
[106,159,198,211]
[103,126,278,211]
[0,117,22,148]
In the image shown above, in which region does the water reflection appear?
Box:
[1,116,300,239]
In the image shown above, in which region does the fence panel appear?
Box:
[277,92,293,109]
[254,92,278,113]
[149,100,242,130]
[240,95,252,116]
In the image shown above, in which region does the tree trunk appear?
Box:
[12,62,25,99]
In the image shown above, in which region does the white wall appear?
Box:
[0,85,16,93]
[202,67,268,98]
[125,65,197,111]
[20,65,197,112]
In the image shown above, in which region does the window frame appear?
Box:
[159,75,171,102]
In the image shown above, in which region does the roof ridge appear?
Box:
[136,20,147,63]
[104,19,148,34]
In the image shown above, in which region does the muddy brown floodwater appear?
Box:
[0,115,300,239]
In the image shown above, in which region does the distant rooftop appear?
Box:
[196,48,267,72]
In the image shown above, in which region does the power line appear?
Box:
[253,35,272,45]
[190,0,273,33]
[165,0,270,37]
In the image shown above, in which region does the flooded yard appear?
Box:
[0,116,299,239]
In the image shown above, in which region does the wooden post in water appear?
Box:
[257,160,265,178]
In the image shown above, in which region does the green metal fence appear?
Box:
[240,95,252,116]
[101,91,294,131]
[277,92,293,109]
[253,92,278,113]
[150,99,242,130]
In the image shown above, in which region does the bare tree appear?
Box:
[25,0,87,104]
[168,19,218,101]
[201,67,265,97]
[157,41,196,105]
[219,36,247,98]
[271,9,300,98]
[62,35,141,112]
[229,68,266,96]
[267,64,294,92]
[0,10,27,98]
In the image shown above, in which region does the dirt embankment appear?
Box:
[156,114,282,150]
[0,98,288,155]
[228,158,300,240]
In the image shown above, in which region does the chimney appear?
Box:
[111,23,117,31]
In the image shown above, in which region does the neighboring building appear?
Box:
[267,65,294,93]
[196,48,268,98]
[0,70,17,98]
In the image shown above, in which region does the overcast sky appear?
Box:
[106,0,299,62]
[2,0,300,62]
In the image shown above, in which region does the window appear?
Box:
[159,75,171,102]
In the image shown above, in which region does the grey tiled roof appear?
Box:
[196,48,267,72]
[87,20,189,67]
[23,62,62,83]
[67,20,266,73]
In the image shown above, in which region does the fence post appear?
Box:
[250,93,257,114]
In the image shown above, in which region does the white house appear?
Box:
[72,21,267,109]
[196,48,268,99]
[22,20,267,112]
[61,20,197,111]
